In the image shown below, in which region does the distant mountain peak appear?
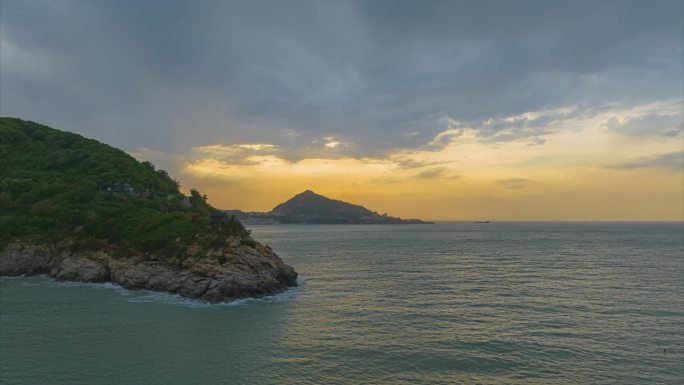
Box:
[265,190,430,224]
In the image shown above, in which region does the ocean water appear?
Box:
[1,222,683,384]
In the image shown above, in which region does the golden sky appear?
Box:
[147,101,684,221]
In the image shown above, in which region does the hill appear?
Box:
[0,118,297,302]
[231,190,431,224]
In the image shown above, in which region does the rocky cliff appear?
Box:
[0,240,297,303]
[0,118,298,303]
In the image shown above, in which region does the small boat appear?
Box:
[475,221,490,223]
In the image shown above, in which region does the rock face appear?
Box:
[0,241,298,303]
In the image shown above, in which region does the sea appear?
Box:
[1,222,683,384]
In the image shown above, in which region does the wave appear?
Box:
[125,278,305,308]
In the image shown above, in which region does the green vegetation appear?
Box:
[0,117,251,259]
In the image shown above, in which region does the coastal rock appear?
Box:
[109,262,153,289]
[0,241,297,303]
[0,118,298,303]
[52,257,110,283]
[0,242,54,276]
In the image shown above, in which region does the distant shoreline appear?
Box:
[241,220,434,225]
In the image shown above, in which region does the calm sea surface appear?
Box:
[1,222,683,384]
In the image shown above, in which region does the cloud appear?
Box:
[427,100,683,149]
[193,144,278,155]
[607,151,684,172]
[130,146,163,160]
[0,0,681,159]
[414,167,447,179]
[187,143,280,166]
[426,108,573,149]
[604,101,683,137]
[496,178,535,189]
[0,27,62,81]
[389,154,451,170]
[527,137,546,146]
[412,167,461,180]
[322,137,348,149]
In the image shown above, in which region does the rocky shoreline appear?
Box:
[0,241,297,303]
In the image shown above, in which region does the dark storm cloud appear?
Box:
[1,0,682,158]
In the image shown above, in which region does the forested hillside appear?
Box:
[0,118,248,258]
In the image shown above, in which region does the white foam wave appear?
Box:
[50,275,307,308]
[0,275,28,280]
[4,274,306,308]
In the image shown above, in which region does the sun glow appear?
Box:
[166,101,684,220]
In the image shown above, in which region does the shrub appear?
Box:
[240,239,257,248]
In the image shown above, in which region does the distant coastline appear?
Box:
[224,190,433,225]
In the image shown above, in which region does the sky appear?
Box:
[1,0,683,220]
